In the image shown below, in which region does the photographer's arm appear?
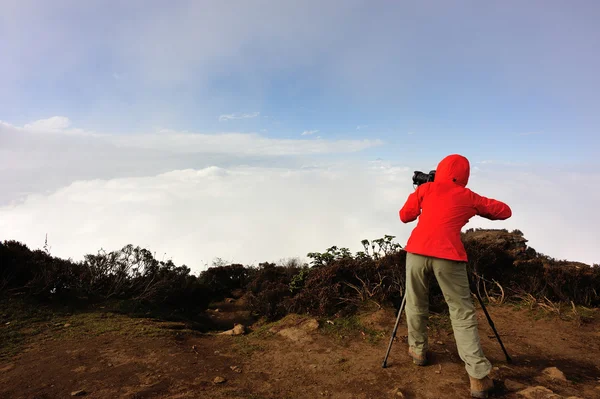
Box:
[399,189,422,223]
[473,193,512,220]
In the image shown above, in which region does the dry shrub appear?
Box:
[244,262,301,320]
[286,252,407,317]
[0,241,212,319]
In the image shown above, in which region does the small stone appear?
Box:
[504,379,527,392]
[71,390,86,396]
[213,376,226,384]
[436,341,444,345]
[542,367,568,382]
[107,363,113,367]
[230,365,242,373]
[64,323,71,328]
[517,386,561,399]
[219,323,245,336]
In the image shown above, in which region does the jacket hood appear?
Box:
[435,154,470,187]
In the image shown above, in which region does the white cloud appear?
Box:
[0,117,382,205]
[218,112,260,121]
[23,116,71,131]
[2,117,599,270]
[107,132,379,155]
[476,160,529,166]
[301,130,319,136]
[1,163,598,272]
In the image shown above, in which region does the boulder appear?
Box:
[542,367,568,382]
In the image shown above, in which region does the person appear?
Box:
[399,154,512,399]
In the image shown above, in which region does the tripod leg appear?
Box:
[382,292,407,368]
[472,282,512,364]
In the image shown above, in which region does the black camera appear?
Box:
[412,170,435,186]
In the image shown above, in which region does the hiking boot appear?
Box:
[408,348,427,366]
[469,375,494,398]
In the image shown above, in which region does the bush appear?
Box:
[2,229,598,328]
[0,241,212,319]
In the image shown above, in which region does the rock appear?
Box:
[232,324,245,335]
[517,386,562,399]
[436,341,444,345]
[542,367,568,382]
[219,323,245,336]
[276,318,319,343]
[230,365,242,373]
[213,376,226,384]
[64,323,71,328]
[71,390,86,396]
[358,309,394,331]
[389,387,405,398]
[303,318,320,331]
[505,379,527,391]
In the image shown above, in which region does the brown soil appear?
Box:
[1,301,599,399]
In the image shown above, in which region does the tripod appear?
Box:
[381,276,511,368]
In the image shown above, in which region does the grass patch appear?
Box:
[0,298,70,360]
[233,336,263,356]
[0,298,201,360]
[319,315,384,345]
[509,296,597,324]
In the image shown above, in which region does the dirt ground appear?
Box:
[1,300,599,399]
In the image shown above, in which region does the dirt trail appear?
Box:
[1,300,599,399]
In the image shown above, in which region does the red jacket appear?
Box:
[399,154,512,262]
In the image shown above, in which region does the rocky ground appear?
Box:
[1,296,599,399]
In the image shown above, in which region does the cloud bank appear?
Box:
[1,117,598,272]
[1,162,598,271]
[0,117,382,205]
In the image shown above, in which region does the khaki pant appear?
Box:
[405,252,492,379]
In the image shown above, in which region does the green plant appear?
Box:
[289,266,310,293]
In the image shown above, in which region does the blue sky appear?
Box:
[1,1,599,267]
[3,1,599,160]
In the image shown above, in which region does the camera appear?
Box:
[412,170,435,186]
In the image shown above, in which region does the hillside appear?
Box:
[1,229,599,398]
